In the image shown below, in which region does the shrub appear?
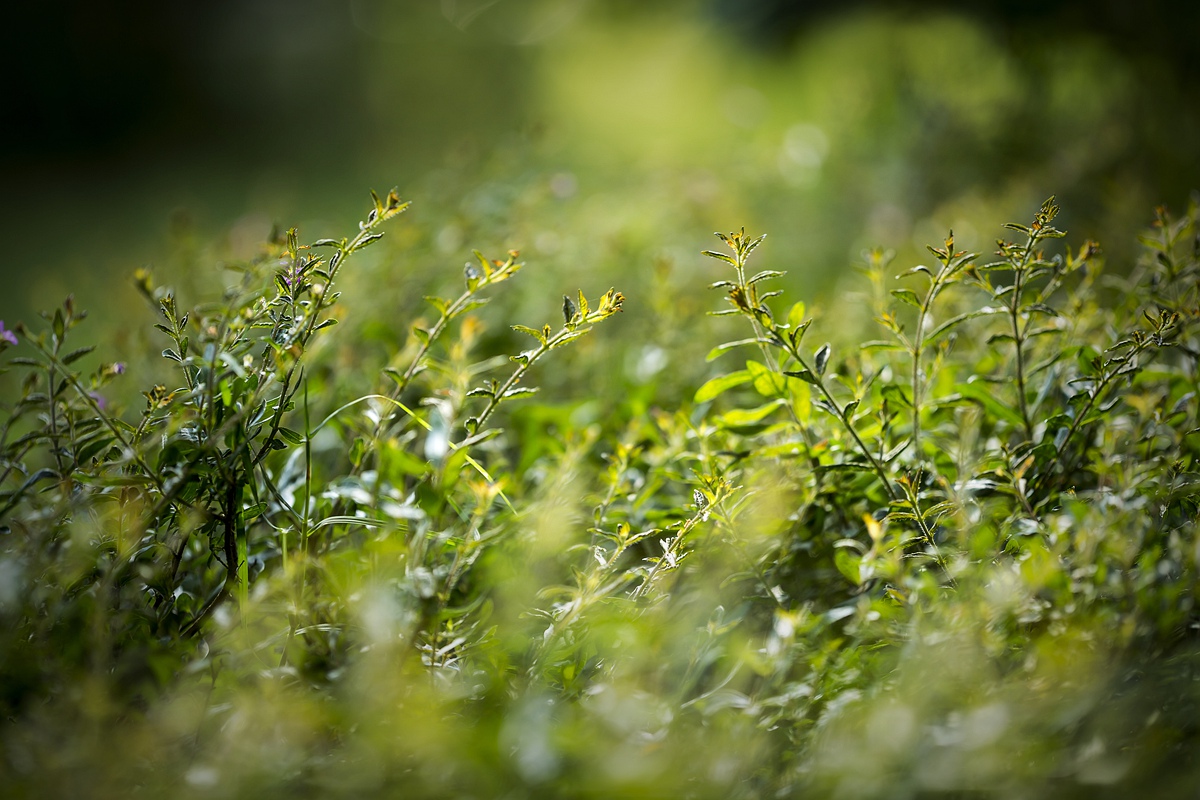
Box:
[0,193,1196,798]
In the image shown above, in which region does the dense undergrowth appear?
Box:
[1,192,1198,798]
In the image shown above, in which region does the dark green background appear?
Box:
[3,0,1197,336]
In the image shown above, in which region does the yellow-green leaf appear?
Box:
[694,370,752,403]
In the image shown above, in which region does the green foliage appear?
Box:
[1,194,1198,798]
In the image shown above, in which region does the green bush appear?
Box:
[0,193,1196,798]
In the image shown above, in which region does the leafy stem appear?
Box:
[630,478,736,601]
[897,234,976,456]
[892,472,955,584]
[988,197,1068,443]
[366,250,522,454]
[706,230,898,502]
[1029,311,1177,499]
[463,288,624,436]
[252,190,408,466]
[26,334,161,490]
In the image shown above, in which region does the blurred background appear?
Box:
[2,0,1197,354]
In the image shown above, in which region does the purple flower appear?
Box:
[0,321,16,347]
[280,256,307,290]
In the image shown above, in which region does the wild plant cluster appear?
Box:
[0,193,1197,798]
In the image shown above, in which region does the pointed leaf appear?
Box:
[62,346,96,365]
[706,338,764,361]
[701,250,737,266]
[890,289,923,309]
[714,399,786,428]
[881,384,912,408]
[694,370,752,403]
[748,270,785,284]
[813,398,838,416]
[784,369,819,385]
[814,343,831,376]
[786,302,807,329]
[512,325,547,345]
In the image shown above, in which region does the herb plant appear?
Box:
[0,193,1196,798]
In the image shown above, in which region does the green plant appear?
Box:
[0,194,1196,799]
[687,197,1199,793]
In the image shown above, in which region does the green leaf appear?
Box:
[813,398,839,416]
[926,307,1004,343]
[714,399,786,428]
[276,427,305,445]
[753,441,808,459]
[786,301,807,329]
[881,384,912,408]
[890,289,923,309]
[706,338,765,361]
[384,365,424,386]
[512,325,547,345]
[816,461,873,473]
[788,319,813,346]
[459,299,489,315]
[748,270,784,284]
[441,445,472,491]
[746,360,787,397]
[834,549,862,585]
[952,381,1026,428]
[457,428,503,450]
[814,343,831,376]
[76,436,116,464]
[694,370,752,403]
[784,369,819,385]
[883,440,911,462]
[61,346,96,365]
[553,329,589,347]
[388,447,431,478]
[701,250,737,266]
[352,232,384,251]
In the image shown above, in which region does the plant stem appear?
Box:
[1010,237,1037,442]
